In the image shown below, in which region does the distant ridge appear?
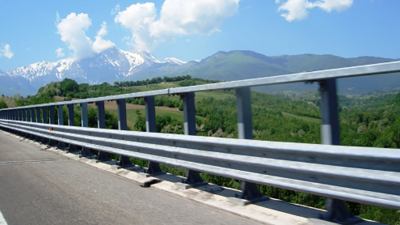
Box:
[0,49,398,95]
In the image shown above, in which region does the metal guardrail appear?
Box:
[0,61,400,223]
[1,119,399,208]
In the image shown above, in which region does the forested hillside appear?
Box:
[7,77,400,224]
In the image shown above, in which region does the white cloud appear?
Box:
[151,0,239,37]
[93,22,115,53]
[0,44,14,59]
[57,13,115,59]
[57,13,93,59]
[115,0,239,52]
[313,0,353,12]
[278,0,311,22]
[115,3,156,52]
[277,0,353,22]
[111,4,121,16]
[55,48,65,58]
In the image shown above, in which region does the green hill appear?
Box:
[170,51,400,94]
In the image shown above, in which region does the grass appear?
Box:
[104,103,183,130]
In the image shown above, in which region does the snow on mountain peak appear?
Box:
[120,50,145,68]
[9,58,75,81]
[6,47,187,86]
[164,57,187,65]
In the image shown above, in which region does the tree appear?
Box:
[59,79,79,96]
[0,99,8,109]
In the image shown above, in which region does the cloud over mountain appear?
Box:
[56,13,115,59]
[57,13,94,59]
[93,22,115,53]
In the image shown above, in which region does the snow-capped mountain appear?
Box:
[1,49,398,96]
[4,47,186,95]
[9,59,74,81]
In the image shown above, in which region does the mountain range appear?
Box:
[1,47,399,96]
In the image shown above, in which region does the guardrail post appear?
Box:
[36,108,42,123]
[17,109,21,121]
[80,103,88,127]
[57,105,66,149]
[80,103,91,156]
[182,92,204,185]
[57,105,64,125]
[117,99,131,167]
[48,105,57,145]
[26,109,30,121]
[67,104,76,152]
[236,87,264,202]
[144,96,161,174]
[43,107,48,124]
[49,106,56,124]
[30,108,35,122]
[319,79,359,223]
[96,101,112,161]
[21,109,25,121]
[25,109,30,122]
[67,104,74,126]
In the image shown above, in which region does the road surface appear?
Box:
[0,131,262,225]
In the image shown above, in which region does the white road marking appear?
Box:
[0,210,8,225]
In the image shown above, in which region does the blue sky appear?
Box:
[0,0,399,70]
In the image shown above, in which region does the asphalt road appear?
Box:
[0,131,262,225]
